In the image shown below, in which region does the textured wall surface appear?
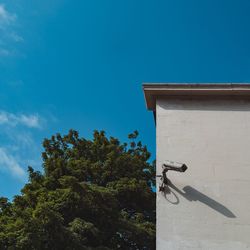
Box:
[156,98,250,250]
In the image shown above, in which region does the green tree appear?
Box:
[0,130,156,250]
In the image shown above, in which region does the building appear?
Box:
[143,84,250,250]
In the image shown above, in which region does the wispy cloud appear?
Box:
[0,111,42,128]
[8,32,24,42]
[0,148,26,180]
[0,48,10,56]
[0,4,23,57]
[0,4,16,27]
[0,110,48,181]
[19,114,41,128]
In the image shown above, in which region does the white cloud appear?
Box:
[0,110,53,182]
[0,148,26,180]
[0,48,10,56]
[0,111,42,128]
[0,4,16,28]
[19,114,41,128]
[0,4,22,58]
[9,32,24,42]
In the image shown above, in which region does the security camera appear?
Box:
[158,161,188,189]
[163,161,188,173]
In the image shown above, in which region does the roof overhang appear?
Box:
[143,83,250,111]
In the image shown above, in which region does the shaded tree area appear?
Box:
[0,130,156,250]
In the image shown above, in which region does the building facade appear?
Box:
[143,84,250,250]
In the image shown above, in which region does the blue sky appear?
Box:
[1,0,250,198]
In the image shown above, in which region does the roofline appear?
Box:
[143,83,250,111]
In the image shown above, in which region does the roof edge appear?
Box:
[142,83,250,110]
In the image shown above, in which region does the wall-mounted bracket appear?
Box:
[157,161,188,192]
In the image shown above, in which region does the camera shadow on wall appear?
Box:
[161,180,236,218]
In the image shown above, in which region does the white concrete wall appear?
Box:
[156,98,250,250]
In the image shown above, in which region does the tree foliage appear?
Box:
[0,130,156,250]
